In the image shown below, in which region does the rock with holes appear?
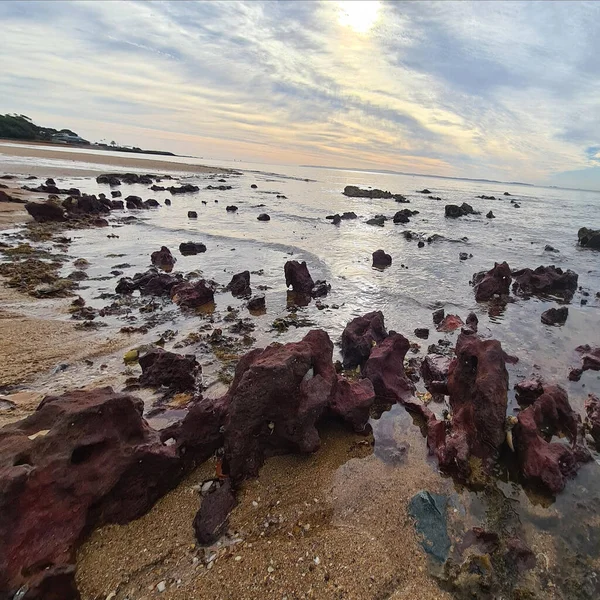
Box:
[0,387,180,600]
[341,311,387,369]
[284,260,315,295]
[138,348,200,392]
[472,262,512,301]
[511,265,578,301]
[329,377,375,433]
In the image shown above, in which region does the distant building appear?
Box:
[52,132,89,144]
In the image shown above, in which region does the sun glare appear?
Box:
[337,1,381,34]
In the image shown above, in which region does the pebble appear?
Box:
[234,555,242,561]
[267,565,275,573]
[156,581,166,593]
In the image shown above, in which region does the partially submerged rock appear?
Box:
[341,311,387,369]
[541,306,568,326]
[227,270,251,297]
[284,260,314,295]
[170,279,215,309]
[150,246,176,271]
[473,262,512,301]
[115,268,182,296]
[420,354,452,396]
[329,377,375,433]
[585,394,600,451]
[445,203,480,218]
[343,185,404,201]
[139,348,200,392]
[179,241,206,255]
[436,314,464,333]
[577,227,600,249]
[372,249,392,268]
[408,491,450,563]
[569,344,600,381]
[512,265,578,301]
[24,201,66,222]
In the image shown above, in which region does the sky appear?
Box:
[0,0,599,188]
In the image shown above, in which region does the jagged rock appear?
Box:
[420,354,452,396]
[473,262,512,301]
[343,186,398,199]
[514,376,544,406]
[170,280,215,308]
[193,479,236,545]
[227,271,251,297]
[465,312,478,333]
[486,210,495,219]
[436,314,464,332]
[445,203,480,218]
[432,308,445,325]
[139,348,200,392]
[414,328,429,340]
[179,241,206,255]
[341,311,387,369]
[150,246,176,271]
[372,249,392,268]
[512,265,578,301]
[284,260,314,295]
[541,306,568,325]
[329,377,375,433]
[341,211,357,219]
[115,268,182,296]
[24,201,66,222]
[578,227,600,249]
[0,387,180,600]
[362,333,415,405]
[247,295,266,312]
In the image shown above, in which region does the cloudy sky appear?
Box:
[1,1,599,188]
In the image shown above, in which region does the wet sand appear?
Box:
[0,140,224,177]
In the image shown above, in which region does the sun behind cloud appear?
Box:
[337,0,381,34]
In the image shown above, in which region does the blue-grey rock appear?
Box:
[408,491,450,563]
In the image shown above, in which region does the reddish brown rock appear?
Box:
[329,377,375,433]
[170,279,215,308]
[436,314,464,332]
[585,394,600,451]
[341,311,388,369]
[431,334,509,480]
[514,376,544,406]
[223,330,337,483]
[0,387,180,600]
[138,348,200,392]
[513,384,590,494]
[24,201,66,222]
[284,260,315,295]
[362,333,415,405]
[150,246,176,272]
[420,354,452,396]
[227,270,251,297]
[473,261,512,301]
[465,312,479,332]
[541,306,568,325]
[512,265,578,301]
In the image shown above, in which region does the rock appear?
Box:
[420,354,451,396]
[0,387,180,599]
[63,194,112,216]
[513,203,521,208]
[115,268,183,296]
[143,199,160,208]
[514,376,544,406]
[362,333,415,405]
[544,244,558,252]
[486,210,495,219]
[284,260,314,295]
[329,377,375,433]
[436,314,464,332]
[179,241,206,255]
[111,200,124,210]
[329,214,341,225]
[393,211,410,224]
[251,184,258,189]
[343,186,394,199]
[570,344,600,380]
[188,211,198,219]
[247,295,266,312]
[257,213,270,221]
[138,348,200,392]
[430,334,509,480]
[459,252,470,260]
[465,312,478,333]
[124,195,144,209]
[541,306,568,326]
[366,215,386,226]
[372,249,392,268]
[223,330,337,483]
[150,246,176,271]
[432,308,445,325]
[193,479,236,545]
[169,184,200,194]
[445,203,480,218]
[503,192,511,196]
[414,328,429,340]
[341,311,387,369]
[417,189,431,194]
[96,174,122,185]
[577,227,600,249]
[473,261,512,301]
[227,271,251,297]
[24,201,66,222]
[164,198,171,206]
[0,190,27,203]
[150,184,166,191]
[417,241,425,248]
[408,491,450,563]
[170,280,215,308]
[505,537,536,574]
[341,211,357,219]
[226,205,238,212]
[513,384,591,494]
[311,280,330,298]
[585,394,600,451]
[512,265,578,301]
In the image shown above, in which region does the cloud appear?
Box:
[0,0,599,186]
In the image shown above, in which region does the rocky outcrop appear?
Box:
[170,279,215,309]
[329,377,375,433]
[585,394,600,451]
[0,387,180,600]
[284,260,314,295]
[513,385,591,494]
[362,333,415,405]
[514,376,544,406]
[445,203,480,218]
[150,246,176,272]
[227,271,251,297]
[115,268,182,296]
[420,354,451,396]
[125,195,144,209]
[139,348,200,392]
[223,330,338,483]
[25,201,66,222]
[341,311,387,369]
[569,344,600,381]
[541,306,568,325]
[577,227,600,249]
[372,249,392,268]
[247,295,266,312]
[473,262,512,301]
[343,186,404,201]
[512,265,578,301]
[169,184,200,194]
[257,213,270,221]
[179,241,206,255]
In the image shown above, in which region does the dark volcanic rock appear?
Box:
[150,246,176,271]
[247,295,266,312]
[179,241,206,255]
[473,261,512,301]
[417,189,431,194]
[513,384,591,494]
[193,479,236,545]
[465,312,478,333]
[514,376,544,406]
[0,387,180,600]
[111,200,124,210]
[343,185,394,199]
[341,311,387,369]
[124,195,144,209]
[63,194,111,216]
[188,211,198,219]
[414,328,429,340]
[226,205,238,212]
[429,334,509,480]
[227,270,251,297]
[284,260,314,295]
[362,333,415,405]
[366,215,386,226]
[512,265,578,301]
[544,244,558,252]
[541,306,568,326]
[330,377,375,433]
[115,268,182,296]
[164,198,171,206]
[206,185,232,191]
[143,199,160,208]
[170,279,215,309]
[577,227,600,249]
[311,280,330,298]
[24,201,66,222]
[372,249,392,268]
[432,308,445,325]
[486,210,495,219]
[445,202,480,218]
[341,211,357,220]
[257,213,270,221]
[570,344,600,381]
[169,184,200,194]
[585,394,600,451]
[96,174,122,185]
[251,184,258,189]
[420,354,452,396]
[223,330,337,483]
[393,211,410,224]
[139,348,200,392]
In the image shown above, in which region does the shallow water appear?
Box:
[2,153,600,598]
